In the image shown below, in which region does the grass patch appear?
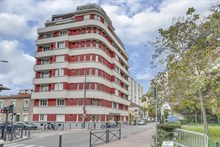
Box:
[182,124,220,142]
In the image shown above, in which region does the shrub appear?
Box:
[158,123,181,132]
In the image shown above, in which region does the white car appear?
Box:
[137,120,145,125]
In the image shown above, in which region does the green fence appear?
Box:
[209,140,220,147]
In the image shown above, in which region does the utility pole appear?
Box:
[154,87,157,147]
[82,73,87,129]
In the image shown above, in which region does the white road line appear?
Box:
[4,143,18,147]
[6,144,26,147]
[23,145,37,147]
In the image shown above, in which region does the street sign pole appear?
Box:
[154,87,157,147]
[82,73,87,129]
[3,108,8,141]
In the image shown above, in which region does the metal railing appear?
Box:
[174,129,208,147]
[89,128,121,147]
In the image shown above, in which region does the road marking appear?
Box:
[4,143,45,147]
[5,144,25,147]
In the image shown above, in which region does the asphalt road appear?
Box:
[5,123,155,147]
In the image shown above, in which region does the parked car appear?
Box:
[137,120,146,125]
[14,122,38,130]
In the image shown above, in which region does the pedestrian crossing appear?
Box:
[4,143,45,147]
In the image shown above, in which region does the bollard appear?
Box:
[59,132,62,147]
[62,124,64,131]
[0,139,4,147]
[69,124,71,130]
[28,129,30,138]
[106,129,109,143]
[89,132,92,147]
[21,128,23,138]
[119,128,121,140]
[25,129,27,136]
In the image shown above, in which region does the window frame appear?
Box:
[57,99,65,106]
[39,99,48,107]
[23,99,29,110]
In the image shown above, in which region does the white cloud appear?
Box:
[0,0,218,94]
[0,40,35,95]
[102,0,216,46]
[135,68,153,80]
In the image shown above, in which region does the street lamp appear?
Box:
[82,72,87,129]
[0,60,10,91]
[154,87,158,147]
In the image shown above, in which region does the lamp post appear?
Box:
[82,73,87,129]
[154,87,158,147]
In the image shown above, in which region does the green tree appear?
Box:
[149,6,220,135]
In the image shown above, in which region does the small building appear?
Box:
[128,102,141,125]
[0,94,33,122]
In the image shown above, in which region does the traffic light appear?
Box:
[8,104,14,113]
[1,107,7,113]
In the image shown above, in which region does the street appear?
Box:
[4,123,155,147]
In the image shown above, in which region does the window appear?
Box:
[23,99,29,110]
[76,99,78,106]
[89,69,92,75]
[94,99,97,106]
[11,100,16,108]
[95,55,98,62]
[56,115,65,121]
[56,55,64,62]
[57,41,65,49]
[115,90,119,96]
[84,15,90,20]
[77,69,80,75]
[97,115,100,121]
[57,99,65,106]
[90,99,93,106]
[41,59,50,64]
[59,31,67,36]
[76,83,79,90]
[43,46,50,51]
[115,78,120,85]
[97,99,100,106]
[55,68,64,76]
[115,66,120,73]
[39,114,47,121]
[90,115,93,121]
[90,55,93,61]
[23,115,28,122]
[40,85,49,92]
[84,55,86,61]
[78,56,81,62]
[112,102,117,109]
[95,69,98,76]
[0,101,3,109]
[88,83,92,89]
[95,83,98,90]
[39,99,47,106]
[41,71,49,78]
[55,83,63,90]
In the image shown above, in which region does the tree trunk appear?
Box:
[194,102,197,124]
[194,111,197,124]
[198,88,209,135]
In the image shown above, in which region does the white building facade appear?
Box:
[32,4,130,128]
[128,78,144,106]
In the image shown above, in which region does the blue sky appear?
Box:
[0,0,217,95]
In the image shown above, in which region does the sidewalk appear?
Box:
[98,128,155,147]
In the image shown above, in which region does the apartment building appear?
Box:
[32,4,130,128]
[129,77,144,106]
[0,94,33,122]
